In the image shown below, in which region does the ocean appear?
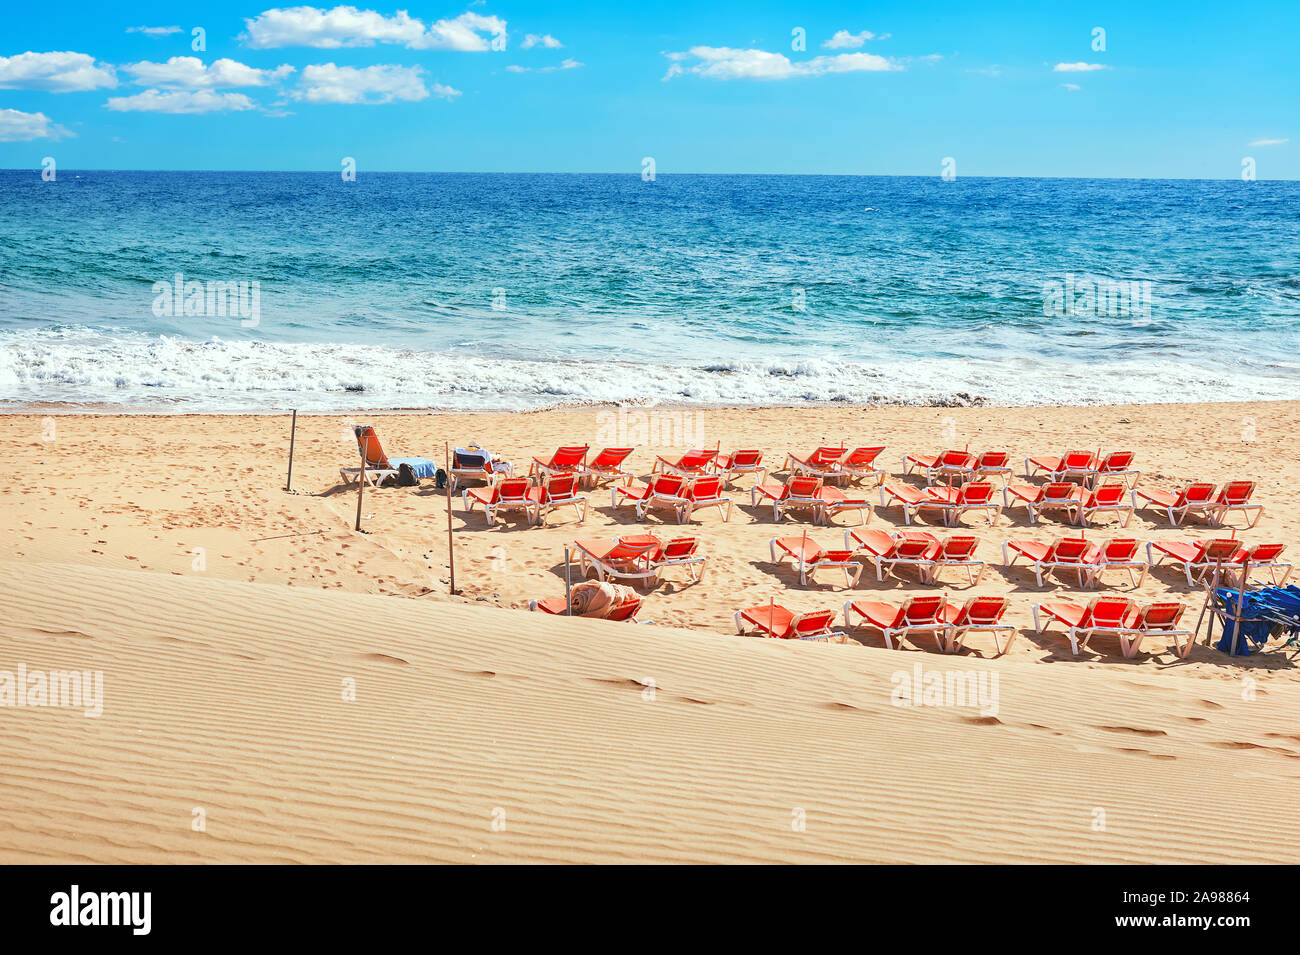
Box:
[1,170,1297,412]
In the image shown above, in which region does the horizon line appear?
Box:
[1,168,1295,182]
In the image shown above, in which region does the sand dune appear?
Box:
[2,559,1298,864]
[1,403,1298,863]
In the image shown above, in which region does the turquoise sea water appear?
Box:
[1,171,1297,410]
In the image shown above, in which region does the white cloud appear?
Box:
[1061,82,1081,91]
[126,26,182,36]
[243,6,506,51]
[1053,62,1108,72]
[105,89,258,113]
[1248,137,1289,147]
[0,107,72,140]
[823,30,875,49]
[292,63,456,103]
[0,51,117,91]
[124,57,294,89]
[663,46,900,81]
[507,57,582,74]
[416,11,506,50]
[521,33,561,49]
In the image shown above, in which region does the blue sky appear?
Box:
[0,1,1296,177]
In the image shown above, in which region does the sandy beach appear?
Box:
[2,401,1299,863]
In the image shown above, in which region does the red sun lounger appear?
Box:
[971,451,1014,485]
[838,446,888,486]
[340,425,437,487]
[1146,537,1253,587]
[1024,449,1099,482]
[939,596,1016,655]
[878,482,1001,527]
[753,476,871,525]
[925,535,987,586]
[769,536,864,587]
[1085,538,1148,589]
[612,473,684,517]
[1002,536,1093,587]
[715,449,766,486]
[677,475,733,523]
[1231,542,1292,586]
[652,449,719,477]
[1032,595,1137,656]
[902,449,976,484]
[571,534,706,587]
[785,447,849,484]
[527,473,588,525]
[1078,482,1135,527]
[842,594,950,650]
[530,592,644,622]
[1209,480,1263,529]
[1131,482,1219,526]
[580,447,635,488]
[1003,481,1087,525]
[1120,602,1194,658]
[529,445,590,481]
[734,603,845,642]
[463,476,537,526]
[1005,536,1147,588]
[1093,450,1140,488]
[843,527,940,582]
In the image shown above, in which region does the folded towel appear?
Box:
[569,581,638,619]
[387,457,439,480]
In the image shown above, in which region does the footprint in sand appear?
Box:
[1211,741,1298,758]
[354,652,410,665]
[1118,748,1177,761]
[1096,725,1168,737]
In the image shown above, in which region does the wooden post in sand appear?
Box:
[564,546,573,615]
[354,446,366,532]
[801,528,809,584]
[285,409,298,492]
[445,442,456,595]
[1195,558,1225,646]
[1232,559,1250,656]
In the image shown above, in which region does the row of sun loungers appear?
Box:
[344,431,1264,529]
[548,531,1290,594]
[538,580,1199,658]
[346,429,1136,490]
[878,479,1262,529]
[569,535,707,587]
[464,475,588,526]
[460,470,1266,535]
[773,532,988,587]
[1009,537,1290,588]
[778,532,1289,589]
[612,474,734,523]
[735,594,1195,658]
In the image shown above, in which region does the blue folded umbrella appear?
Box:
[1213,586,1300,654]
